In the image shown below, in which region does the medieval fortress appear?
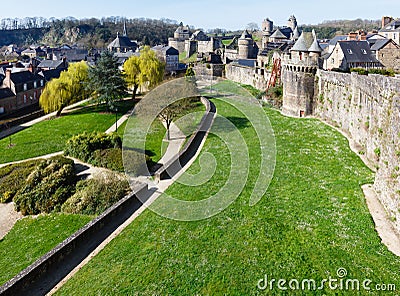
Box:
[169,16,400,232]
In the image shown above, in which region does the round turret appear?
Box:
[238,30,254,59]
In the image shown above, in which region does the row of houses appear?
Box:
[0,29,181,116]
[0,68,46,115]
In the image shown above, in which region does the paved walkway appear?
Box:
[0,99,92,140]
[47,98,216,295]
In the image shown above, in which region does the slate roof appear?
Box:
[370,39,399,51]
[152,45,179,55]
[9,71,43,84]
[225,37,239,50]
[38,59,65,69]
[328,35,347,46]
[39,68,65,81]
[175,25,190,34]
[338,40,380,63]
[235,59,256,67]
[379,19,400,32]
[308,37,323,52]
[270,28,287,39]
[291,31,322,52]
[0,88,14,99]
[108,33,138,50]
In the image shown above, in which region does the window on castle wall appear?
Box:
[23,84,27,91]
[24,95,27,103]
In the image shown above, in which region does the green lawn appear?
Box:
[55,95,399,295]
[222,39,233,45]
[0,100,136,164]
[0,214,92,286]
[179,51,197,64]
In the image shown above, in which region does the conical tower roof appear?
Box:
[308,37,323,52]
[292,26,300,40]
[308,30,323,52]
[240,29,252,39]
[291,31,308,51]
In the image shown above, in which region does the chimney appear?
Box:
[348,32,357,40]
[382,16,394,29]
[4,69,11,88]
[358,30,367,41]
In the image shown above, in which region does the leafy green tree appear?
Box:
[88,50,127,110]
[123,46,165,99]
[135,78,199,140]
[39,61,89,115]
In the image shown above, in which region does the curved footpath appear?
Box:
[0,97,216,296]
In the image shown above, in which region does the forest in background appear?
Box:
[0,16,383,48]
[0,17,179,48]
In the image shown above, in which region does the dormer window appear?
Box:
[347,49,353,54]
[361,49,367,54]
[23,83,27,91]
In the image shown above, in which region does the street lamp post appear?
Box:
[115,108,118,132]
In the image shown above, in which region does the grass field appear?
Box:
[54,95,400,295]
[221,39,233,45]
[0,100,136,164]
[0,214,92,286]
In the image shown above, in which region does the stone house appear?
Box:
[151,45,179,73]
[0,69,44,114]
[379,18,400,45]
[370,39,400,71]
[21,47,45,59]
[37,59,68,71]
[324,40,382,71]
[168,23,191,53]
[108,30,138,53]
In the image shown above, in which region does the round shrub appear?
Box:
[62,172,130,215]
[64,132,122,163]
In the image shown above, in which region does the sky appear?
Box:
[0,0,399,30]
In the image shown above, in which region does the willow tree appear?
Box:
[123,46,165,99]
[39,61,89,115]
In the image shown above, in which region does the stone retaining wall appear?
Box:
[0,183,150,296]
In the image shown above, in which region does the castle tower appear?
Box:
[281,30,321,117]
[238,29,254,59]
[261,18,274,49]
[262,18,274,35]
[287,15,297,32]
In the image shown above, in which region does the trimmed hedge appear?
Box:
[13,156,76,215]
[64,132,122,163]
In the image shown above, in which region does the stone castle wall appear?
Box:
[309,70,400,230]
[281,65,317,117]
[168,39,185,53]
[225,64,270,90]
